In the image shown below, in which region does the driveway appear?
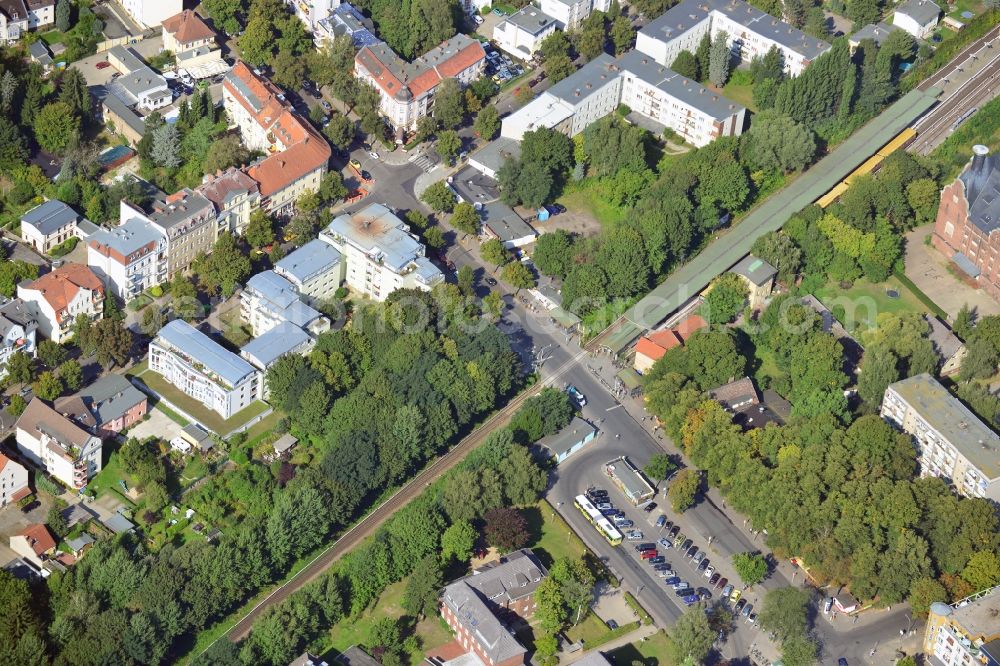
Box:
[128,408,185,443]
[904,225,1000,320]
[591,582,636,626]
[0,493,53,566]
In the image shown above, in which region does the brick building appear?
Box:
[932,145,1000,301]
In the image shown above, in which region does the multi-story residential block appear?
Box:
[0,453,30,507]
[493,7,560,59]
[440,549,547,666]
[892,0,941,39]
[932,145,1000,302]
[24,0,54,29]
[881,374,1000,503]
[17,263,105,343]
[923,586,1000,666]
[15,398,103,489]
[20,200,98,254]
[88,215,167,299]
[55,373,148,439]
[1,0,53,42]
[134,189,217,278]
[0,297,39,381]
[285,0,339,30]
[274,238,343,305]
[240,320,314,377]
[314,3,378,48]
[197,167,261,236]
[539,0,610,30]
[500,52,745,148]
[354,34,486,137]
[149,319,262,420]
[241,270,331,337]
[636,0,830,78]
[161,9,216,53]
[119,0,182,28]
[223,62,331,215]
[320,204,444,301]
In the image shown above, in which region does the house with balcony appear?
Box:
[196,167,262,236]
[17,263,105,343]
[0,297,39,381]
[137,188,217,278]
[88,215,168,299]
[924,586,1000,666]
[274,238,343,305]
[240,270,331,337]
[55,373,148,439]
[148,320,262,420]
[15,398,103,490]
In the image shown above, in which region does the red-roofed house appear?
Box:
[674,313,708,342]
[0,453,30,507]
[634,329,682,374]
[223,62,331,215]
[161,9,216,53]
[354,34,486,139]
[17,263,105,343]
[10,523,56,567]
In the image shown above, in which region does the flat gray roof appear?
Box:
[245,270,324,330]
[607,456,655,502]
[149,188,213,229]
[21,200,79,235]
[619,50,744,120]
[108,45,145,73]
[504,7,559,35]
[101,90,147,136]
[240,321,312,368]
[156,319,257,388]
[482,202,536,243]
[888,374,1000,479]
[538,416,596,457]
[729,254,777,286]
[470,137,521,175]
[546,53,620,106]
[89,217,164,256]
[325,204,427,272]
[275,238,342,285]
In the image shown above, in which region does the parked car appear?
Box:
[697,588,712,601]
[672,581,689,591]
[635,543,655,551]
[668,525,681,538]
[616,519,634,529]
[643,502,657,513]
[369,150,379,159]
[474,15,484,24]
[596,502,613,510]
[349,158,362,170]
[742,603,753,618]
[626,531,644,540]
[658,537,672,549]
[656,568,676,577]
[730,588,742,603]
[682,594,700,605]
[96,61,111,69]
[485,277,497,286]
[716,577,728,590]
[734,599,747,614]
[663,576,680,586]
[566,385,587,407]
[721,584,734,598]
[640,549,658,560]
[824,597,834,614]
[648,556,665,565]
[748,612,757,624]
[678,537,691,551]
[704,566,715,578]
[320,100,332,112]
[693,551,705,565]
[697,558,710,572]
[686,545,698,559]
[655,515,667,528]
[709,573,720,586]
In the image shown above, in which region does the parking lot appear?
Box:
[484,42,526,85]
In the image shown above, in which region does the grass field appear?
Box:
[608,630,676,666]
[87,451,134,499]
[813,275,929,333]
[722,80,756,112]
[558,183,630,229]
[523,499,589,568]
[134,368,269,434]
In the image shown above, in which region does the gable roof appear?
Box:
[17,398,96,451]
[0,452,26,476]
[895,0,941,24]
[673,313,707,341]
[16,523,56,556]
[19,263,104,324]
[636,329,682,361]
[958,146,1000,236]
[356,34,485,101]
[161,10,215,44]
[57,374,147,428]
[21,200,80,236]
[0,0,27,21]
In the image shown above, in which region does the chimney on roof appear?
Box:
[971,144,990,175]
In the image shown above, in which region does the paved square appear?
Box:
[904,225,1000,320]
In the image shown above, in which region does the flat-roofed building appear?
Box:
[539,0,610,30]
[493,7,559,59]
[148,319,262,420]
[240,270,330,337]
[538,416,597,463]
[119,0,181,28]
[88,215,167,299]
[240,321,314,377]
[480,202,536,249]
[881,374,1000,503]
[924,586,1000,666]
[604,455,656,505]
[274,238,343,305]
[15,398,102,489]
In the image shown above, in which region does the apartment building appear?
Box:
[0,297,39,381]
[15,398,102,489]
[119,0,182,28]
[354,34,486,137]
[440,550,547,666]
[924,586,1000,666]
[314,3,378,48]
[0,0,53,43]
[881,374,1000,503]
[149,320,261,420]
[196,167,261,236]
[932,146,1000,301]
[141,189,217,278]
[88,216,167,299]
[240,321,314,377]
[320,204,444,301]
[55,373,148,439]
[501,52,745,148]
[20,200,98,254]
[241,270,330,337]
[161,10,216,54]
[223,62,331,215]
[273,238,343,305]
[636,0,830,78]
[17,263,105,343]
[539,0,610,30]
[0,453,30,507]
[494,7,560,59]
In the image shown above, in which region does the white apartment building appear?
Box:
[320,204,444,301]
[88,215,167,299]
[119,0,182,28]
[0,453,29,507]
[240,270,330,337]
[500,52,745,147]
[539,0,610,30]
[17,263,105,343]
[285,0,340,30]
[15,398,102,490]
[881,374,1000,503]
[354,34,486,138]
[136,189,217,278]
[494,7,560,59]
[635,0,830,78]
[0,297,39,381]
[149,320,262,421]
[274,238,343,305]
[924,588,1000,666]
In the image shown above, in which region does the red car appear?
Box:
[95,61,111,69]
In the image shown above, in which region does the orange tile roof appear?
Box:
[17,523,56,557]
[162,10,216,44]
[0,452,22,474]
[20,264,104,325]
[248,126,331,197]
[674,314,707,342]
[635,329,682,362]
[435,42,487,79]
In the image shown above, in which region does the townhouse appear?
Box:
[0,297,39,380]
[87,215,167,299]
[17,263,105,343]
[196,167,262,236]
[539,0,610,30]
[55,373,148,439]
[0,0,53,43]
[141,189,217,278]
[354,34,486,137]
[15,398,103,489]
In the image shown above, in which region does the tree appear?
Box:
[239,15,276,66]
[319,171,347,204]
[610,15,634,54]
[848,0,881,29]
[758,587,810,641]
[961,550,1000,591]
[198,232,252,296]
[94,317,134,368]
[668,604,715,664]
[781,633,819,666]
[695,33,712,82]
[577,16,606,60]
[954,304,973,340]
[402,555,443,619]
[909,577,947,617]
[499,159,555,208]
[323,113,355,150]
[245,210,275,249]
[700,273,749,324]
[56,0,71,31]
[960,337,1000,382]
[644,454,676,481]
[502,261,535,290]
[747,110,816,173]
[269,50,306,90]
[545,53,577,83]
[535,577,569,634]
[5,351,33,386]
[483,291,503,319]
[708,31,731,86]
[422,181,455,213]
[58,359,84,391]
[0,117,28,174]
[59,68,91,122]
[481,238,509,269]
[549,557,595,626]
[436,129,462,165]
[474,105,501,140]
[532,230,575,279]
[33,371,63,400]
[434,78,465,129]
[484,508,530,552]
[203,135,250,173]
[450,202,480,235]
[539,30,571,61]
[857,347,900,408]
[732,552,768,586]
[906,178,939,224]
[7,394,27,417]
[34,102,80,155]
[423,226,445,250]
[441,520,477,562]
[751,231,802,280]
[37,340,67,368]
[152,122,182,168]
[671,50,699,80]
[668,468,700,512]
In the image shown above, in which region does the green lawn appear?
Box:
[608,630,676,666]
[523,500,589,569]
[87,451,135,499]
[722,81,756,112]
[812,275,929,334]
[947,0,985,19]
[38,30,66,45]
[134,368,269,434]
[558,183,630,229]
[244,410,285,447]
